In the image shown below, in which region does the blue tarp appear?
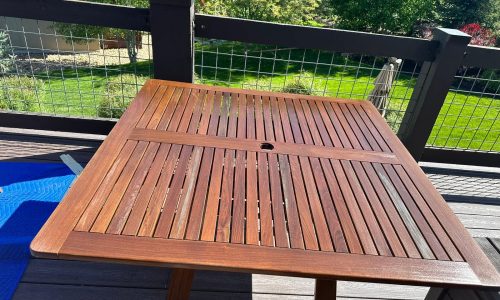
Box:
[0,162,75,300]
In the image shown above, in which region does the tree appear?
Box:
[325,0,434,35]
[0,30,15,73]
[196,0,320,25]
[54,0,148,63]
[483,0,500,44]
[434,0,490,28]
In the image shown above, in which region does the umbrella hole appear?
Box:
[260,142,274,151]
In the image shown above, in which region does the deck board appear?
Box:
[2,128,499,299]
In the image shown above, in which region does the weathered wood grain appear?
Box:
[19,80,500,300]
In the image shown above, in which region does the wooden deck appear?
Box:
[2,127,500,299]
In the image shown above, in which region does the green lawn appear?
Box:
[28,61,152,117]
[4,42,498,152]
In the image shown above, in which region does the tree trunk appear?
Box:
[126,30,138,63]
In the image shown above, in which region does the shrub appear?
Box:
[459,23,496,46]
[98,74,147,118]
[477,69,500,94]
[0,30,15,73]
[282,80,314,95]
[0,76,43,112]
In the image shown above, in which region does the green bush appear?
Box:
[0,76,43,112]
[456,69,500,95]
[479,69,500,94]
[98,74,147,118]
[0,30,15,73]
[281,79,314,95]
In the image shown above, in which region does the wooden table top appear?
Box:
[32,80,500,288]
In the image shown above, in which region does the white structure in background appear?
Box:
[368,57,402,117]
[0,17,99,53]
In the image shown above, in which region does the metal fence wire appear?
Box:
[0,17,498,154]
[194,38,420,132]
[0,17,153,119]
[427,67,500,153]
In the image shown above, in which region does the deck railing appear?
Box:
[1,0,499,167]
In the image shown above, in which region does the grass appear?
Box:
[3,41,498,152]
[27,60,152,117]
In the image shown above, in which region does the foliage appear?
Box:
[412,22,437,39]
[325,0,434,34]
[53,0,148,63]
[459,23,496,46]
[0,30,15,73]
[434,0,491,28]
[473,69,500,94]
[98,74,147,118]
[282,80,314,95]
[195,0,320,25]
[483,0,500,43]
[0,76,43,112]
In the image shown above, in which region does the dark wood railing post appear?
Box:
[149,0,194,82]
[397,28,470,161]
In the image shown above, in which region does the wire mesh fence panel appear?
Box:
[194,38,421,132]
[427,67,500,153]
[2,19,497,153]
[0,17,153,119]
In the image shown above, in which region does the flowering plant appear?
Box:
[459,23,496,46]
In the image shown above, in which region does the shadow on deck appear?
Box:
[2,127,499,299]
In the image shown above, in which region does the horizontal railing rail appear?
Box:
[0,0,498,167]
[2,0,150,31]
[194,15,439,62]
[463,45,500,69]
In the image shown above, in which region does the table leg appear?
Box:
[424,287,446,300]
[167,268,195,300]
[314,278,337,300]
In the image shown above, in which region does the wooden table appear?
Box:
[32,80,500,299]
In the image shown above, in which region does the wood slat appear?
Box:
[154,89,205,238]
[359,104,499,285]
[90,140,149,233]
[328,102,362,149]
[31,80,500,291]
[277,98,319,250]
[230,93,248,244]
[60,231,484,287]
[184,90,218,240]
[137,88,195,237]
[297,98,348,252]
[320,158,362,254]
[245,94,260,246]
[361,162,421,259]
[263,96,288,248]
[272,98,305,249]
[31,80,161,256]
[290,98,334,251]
[393,165,463,262]
[331,159,378,255]
[215,92,239,242]
[75,85,169,232]
[319,100,352,148]
[351,161,405,257]
[170,91,211,239]
[341,160,391,256]
[353,105,392,153]
[338,103,372,151]
[129,128,399,164]
[200,92,230,241]
[74,140,137,231]
[106,141,159,234]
